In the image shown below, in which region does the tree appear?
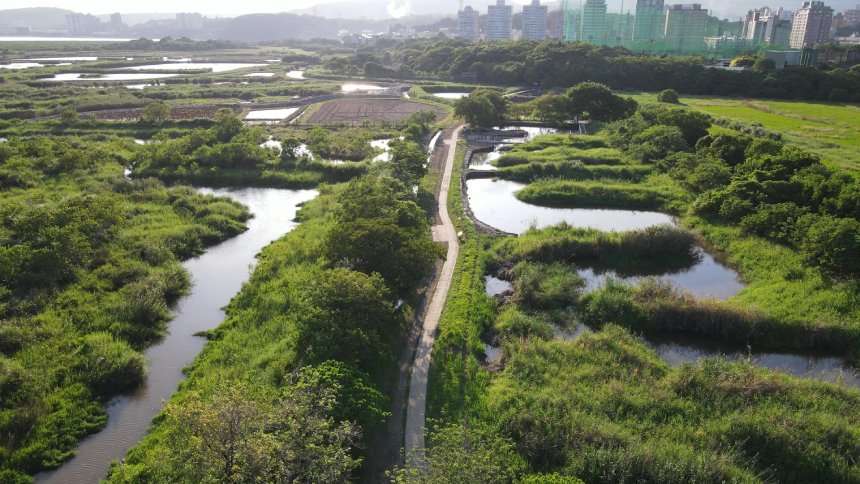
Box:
[389,422,526,483]
[752,57,776,72]
[387,140,427,187]
[657,89,680,104]
[214,108,242,143]
[630,125,690,163]
[162,380,361,483]
[455,89,508,127]
[279,135,302,163]
[531,94,571,127]
[324,176,443,295]
[60,109,78,123]
[565,82,637,122]
[141,102,170,124]
[294,268,400,370]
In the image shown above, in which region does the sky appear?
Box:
[3,0,859,20]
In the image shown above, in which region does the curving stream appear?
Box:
[37,187,317,483]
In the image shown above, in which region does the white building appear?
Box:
[458,6,480,42]
[522,0,549,40]
[789,1,833,48]
[487,0,514,40]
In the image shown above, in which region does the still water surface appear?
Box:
[36,187,317,483]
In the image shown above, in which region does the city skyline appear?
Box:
[3,0,860,21]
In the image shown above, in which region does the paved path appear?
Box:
[404,125,464,462]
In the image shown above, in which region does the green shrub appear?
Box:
[656,89,680,104]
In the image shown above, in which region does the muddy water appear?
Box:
[467,178,675,233]
[36,187,317,484]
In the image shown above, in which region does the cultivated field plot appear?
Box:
[303,98,447,125]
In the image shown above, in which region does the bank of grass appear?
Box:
[485,326,860,482]
[490,224,699,275]
[515,176,689,213]
[496,146,625,167]
[0,136,252,480]
[497,162,653,183]
[427,140,495,421]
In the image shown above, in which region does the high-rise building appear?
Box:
[664,4,708,52]
[562,0,580,41]
[548,8,565,40]
[742,7,791,46]
[66,13,103,35]
[580,0,608,44]
[633,0,665,42]
[522,0,549,40]
[176,12,205,31]
[487,0,514,40]
[109,13,124,34]
[458,6,480,42]
[789,1,833,48]
[845,6,860,25]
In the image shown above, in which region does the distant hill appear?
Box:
[0,7,74,29]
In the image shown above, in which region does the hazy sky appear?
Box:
[3,0,859,19]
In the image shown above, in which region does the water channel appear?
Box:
[37,187,317,483]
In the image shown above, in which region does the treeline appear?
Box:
[0,136,251,481]
[333,40,860,102]
[605,104,860,278]
[107,119,443,481]
[103,37,249,51]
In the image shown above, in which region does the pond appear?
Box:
[244,107,299,121]
[36,187,318,484]
[433,92,470,99]
[579,248,745,300]
[495,125,560,141]
[341,83,385,92]
[245,72,275,77]
[48,73,181,81]
[469,149,504,171]
[127,62,266,73]
[287,70,305,79]
[550,325,859,389]
[485,275,513,297]
[467,178,675,234]
[0,62,44,69]
[644,332,860,389]
[22,56,99,61]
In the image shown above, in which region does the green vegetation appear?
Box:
[107,119,442,481]
[328,40,860,102]
[0,136,250,480]
[455,89,508,127]
[487,327,860,482]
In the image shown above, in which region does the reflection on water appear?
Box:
[496,125,560,142]
[0,62,43,69]
[644,332,860,389]
[467,178,674,234]
[287,70,305,79]
[342,83,384,92]
[579,248,744,300]
[244,107,298,121]
[48,72,181,81]
[469,149,503,171]
[485,276,512,296]
[36,188,318,484]
[434,92,469,99]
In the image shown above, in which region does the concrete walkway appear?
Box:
[404,125,464,463]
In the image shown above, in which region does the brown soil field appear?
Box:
[303,98,447,125]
